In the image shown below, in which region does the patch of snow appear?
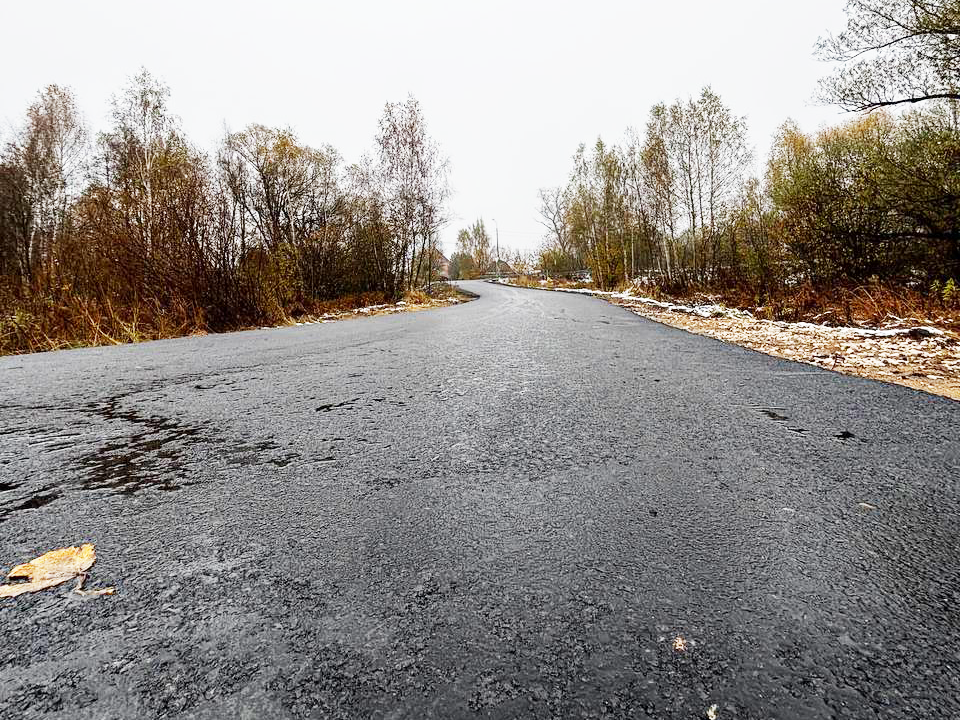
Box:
[553,287,752,321]
[547,285,946,338]
[355,303,392,314]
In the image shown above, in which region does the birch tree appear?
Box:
[2,85,87,284]
[104,69,176,256]
[375,96,448,296]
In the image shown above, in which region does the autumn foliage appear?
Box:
[539,89,960,319]
[0,72,447,354]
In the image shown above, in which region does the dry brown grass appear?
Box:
[287,285,475,325]
[622,281,960,331]
[424,282,463,300]
[290,291,392,320]
[515,277,594,291]
[1,283,478,355]
[0,293,212,356]
[505,276,542,288]
[403,289,431,305]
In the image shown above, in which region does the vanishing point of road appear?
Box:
[1,280,958,719]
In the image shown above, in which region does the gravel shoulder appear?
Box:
[273,291,475,329]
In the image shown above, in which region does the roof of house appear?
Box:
[485,259,514,274]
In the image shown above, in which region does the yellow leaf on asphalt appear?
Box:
[0,544,103,598]
[8,543,96,581]
[0,576,67,598]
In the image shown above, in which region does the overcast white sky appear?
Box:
[2,0,852,255]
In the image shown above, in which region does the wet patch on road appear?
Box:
[361,476,405,495]
[316,398,360,413]
[0,485,62,524]
[0,391,309,521]
[758,408,789,422]
[752,406,864,443]
[12,488,61,511]
[77,400,208,494]
[223,439,300,469]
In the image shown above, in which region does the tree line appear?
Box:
[538,0,960,305]
[0,71,448,353]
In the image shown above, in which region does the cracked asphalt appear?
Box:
[1,279,958,719]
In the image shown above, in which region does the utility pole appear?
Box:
[427,230,433,289]
[493,218,501,281]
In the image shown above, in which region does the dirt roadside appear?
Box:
[278,291,474,328]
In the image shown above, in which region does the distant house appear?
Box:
[413,249,451,282]
[434,252,451,281]
[484,259,515,276]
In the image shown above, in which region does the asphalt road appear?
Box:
[1,280,958,719]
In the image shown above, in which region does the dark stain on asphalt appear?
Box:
[13,490,60,511]
[222,440,302,470]
[0,485,62,523]
[316,398,359,413]
[77,419,206,494]
[269,454,299,468]
[759,408,789,422]
[362,476,404,495]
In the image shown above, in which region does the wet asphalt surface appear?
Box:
[0,279,959,719]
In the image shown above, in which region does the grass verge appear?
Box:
[0,283,474,356]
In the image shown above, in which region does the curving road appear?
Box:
[0,280,958,719]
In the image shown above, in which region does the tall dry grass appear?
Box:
[625,279,960,329]
[0,292,215,355]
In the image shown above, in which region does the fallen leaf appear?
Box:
[0,575,66,598]
[7,543,96,581]
[0,544,112,599]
